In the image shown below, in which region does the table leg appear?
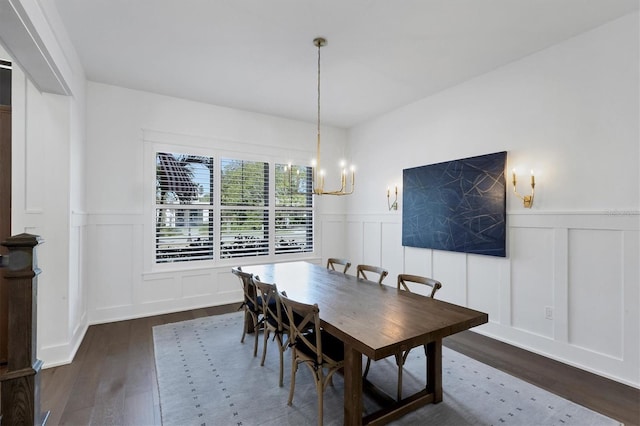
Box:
[426,338,443,403]
[245,311,255,333]
[344,343,363,425]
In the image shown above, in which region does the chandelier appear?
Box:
[311,37,355,195]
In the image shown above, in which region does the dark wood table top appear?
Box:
[242,261,488,360]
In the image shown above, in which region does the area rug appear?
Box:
[152,312,620,425]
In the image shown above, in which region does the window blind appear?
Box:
[275,163,313,254]
[220,159,269,258]
[153,153,314,263]
[155,152,214,263]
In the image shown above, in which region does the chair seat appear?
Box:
[265,314,285,329]
[266,310,308,328]
[296,330,344,362]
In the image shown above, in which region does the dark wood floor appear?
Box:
[39,303,639,426]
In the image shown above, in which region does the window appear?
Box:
[274,163,313,254]
[154,150,313,264]
[155,153,214,263]
[220,159,269,259]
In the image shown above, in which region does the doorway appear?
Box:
[0,59,11,364]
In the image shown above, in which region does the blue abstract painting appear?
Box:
[402,151,506,257]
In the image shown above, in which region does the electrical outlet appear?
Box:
[545,306,553,320]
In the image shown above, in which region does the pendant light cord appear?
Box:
[317,40,321,142]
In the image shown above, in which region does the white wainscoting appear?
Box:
[84,214,241,324]
[85,212,323,325]
[82,210,639,387]
[339,211,639,388]
[39,211,90,368]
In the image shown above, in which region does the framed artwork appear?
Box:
[402,151,507,257]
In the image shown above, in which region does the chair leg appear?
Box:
[276,333,284,387]
[395,351,404,401]
[423,343,428,391]
[252,317,260,357]
[363,357,372,378]
[288,354,298,406]
[260,328,270,366]
[316,367,324,426]
[240,310,248,343]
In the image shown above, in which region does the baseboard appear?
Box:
[471,325,639,389]
[39,320,89,369]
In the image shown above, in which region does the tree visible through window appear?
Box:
[155,151,314,263]
[220,159,269,258]
[275,163,313,254]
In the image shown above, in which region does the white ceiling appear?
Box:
[54,0,638,128]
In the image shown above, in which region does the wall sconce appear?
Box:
[512,169,535,208]
[387,185,398,211]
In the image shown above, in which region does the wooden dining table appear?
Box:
[242,261,488,425]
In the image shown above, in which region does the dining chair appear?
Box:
[356,264,389,285]
[363,273,443,401]
[326,257,351,274]
[279,292,345,426]
[398,273,442,298]
[252,277,289,387]
[231,267,262,357]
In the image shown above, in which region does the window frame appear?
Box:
[145,139,316,272]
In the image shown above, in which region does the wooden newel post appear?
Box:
[0,233,49,425]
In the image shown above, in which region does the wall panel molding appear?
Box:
[341,210,639,387]
[553,228,569,343]
[81,211,638,386]
[508,210,639,230]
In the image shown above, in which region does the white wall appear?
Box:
[2,62,86,366]
[84,82,348,324]
[1,0,88,368]
[344,13,639,387]
[5,0,637,389]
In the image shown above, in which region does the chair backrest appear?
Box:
[252,277,287,332]
[326,258,351,274]
[397,274,442,298]
[356,264,389,285]
[232,267,260,311]
[279,292,340,365]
